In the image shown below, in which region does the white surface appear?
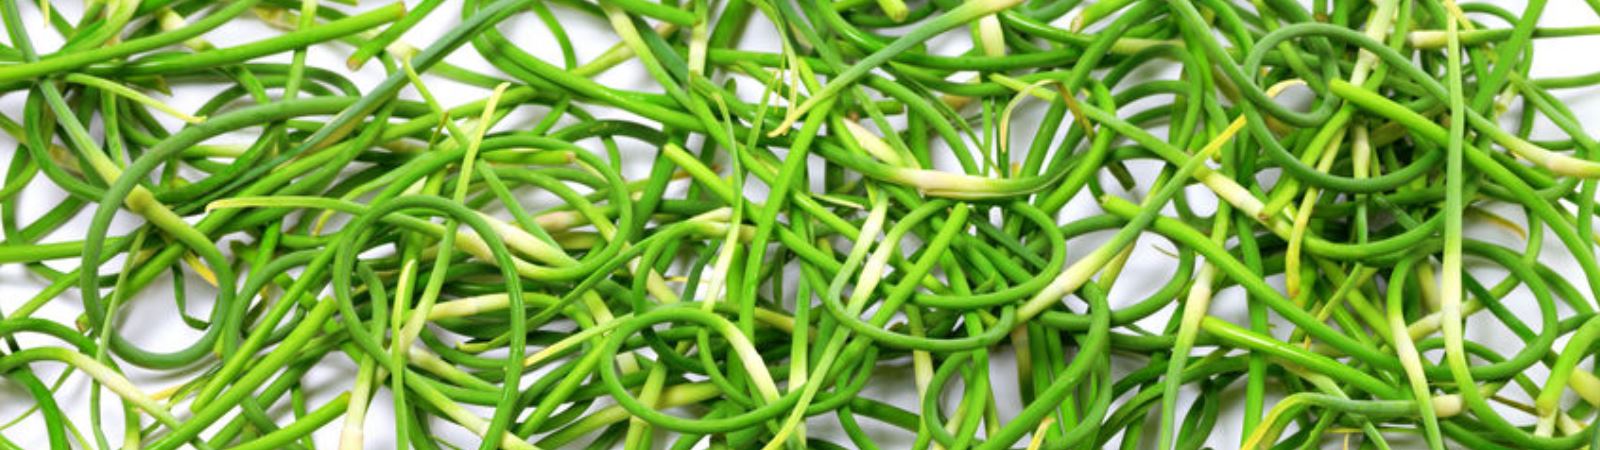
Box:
[2,1,1600,449]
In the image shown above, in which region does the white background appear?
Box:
[3,0,1600,448]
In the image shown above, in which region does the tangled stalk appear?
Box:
[2,0,1600,449]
